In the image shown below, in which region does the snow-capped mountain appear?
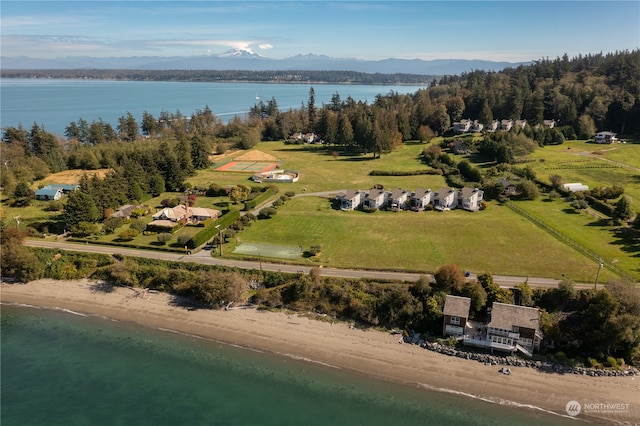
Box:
[218,48,265,59]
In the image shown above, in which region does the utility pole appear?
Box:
[594,259,604,289]
[215,225,223,257]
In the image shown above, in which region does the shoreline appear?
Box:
[2,279,638,424]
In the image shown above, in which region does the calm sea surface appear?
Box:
[1,304,577,426]
[0,79,426,136]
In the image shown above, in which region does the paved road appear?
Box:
[24,239,591,289]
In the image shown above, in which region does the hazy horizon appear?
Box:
[2,1,638,63]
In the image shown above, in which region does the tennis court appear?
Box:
[233,242,302,260]
[215,161,279,173]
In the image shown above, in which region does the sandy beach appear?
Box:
[2,279,638,424]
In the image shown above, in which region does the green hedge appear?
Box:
[244,187,277,210]
[185,210,241,249]
[369,169,442,176]
[67,238,188,253]
[585,195,615,217]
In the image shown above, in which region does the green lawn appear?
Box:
[509,197,638,279]
[232,196,615,282]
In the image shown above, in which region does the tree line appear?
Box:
[0,69,435,85]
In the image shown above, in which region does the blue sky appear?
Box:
[2,1,639,62]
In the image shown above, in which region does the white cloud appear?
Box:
[258,43,273,50]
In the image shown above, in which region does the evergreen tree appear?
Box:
[613,196,634,222]
[63,190,101,228]
[190,135,211,169]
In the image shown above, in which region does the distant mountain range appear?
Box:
[1,48,528,75]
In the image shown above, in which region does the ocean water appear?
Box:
[0,304,577,426]
[0,79,425,136]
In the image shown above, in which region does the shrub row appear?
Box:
[67,238,188,253]
[369,169,442,176]
[584,195,615,217]
[244,187,277,210]
[185,210,241,249]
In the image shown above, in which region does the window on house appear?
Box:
[512,326,519,333]
[520,337,533,347]
[450,316,460,325]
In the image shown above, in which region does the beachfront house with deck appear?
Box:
[485,303,542,357]
[454,302,542,357]
[443,295,471,337]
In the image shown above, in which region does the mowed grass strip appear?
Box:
[234,196,607,281]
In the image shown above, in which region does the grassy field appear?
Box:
[230,196,616,282]
[527,140,640,203]
[192,142,449,193]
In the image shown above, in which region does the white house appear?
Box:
[499,119,514,131]
[471,120,484,132]
[453,119,472,134]
[388,188,409,211]
[339,190,363,211]
[485,120,499,132]
[152,205,188,222]
[363,188,387,210]
[594,131,618,144]
[458,187,484,212]
[434,188,458,210]
[410,188,432,211]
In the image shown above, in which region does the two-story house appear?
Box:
[339,190,364,211]
[458,187,484,212]
[433,188,458,211]
[388,188,409,211]
[410,188,432,211]
[453,119,472,134]
[363,188,387,210]
[442,295,471,337]
[486,302,542,357]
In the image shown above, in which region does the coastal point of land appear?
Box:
[2,279,638,424]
